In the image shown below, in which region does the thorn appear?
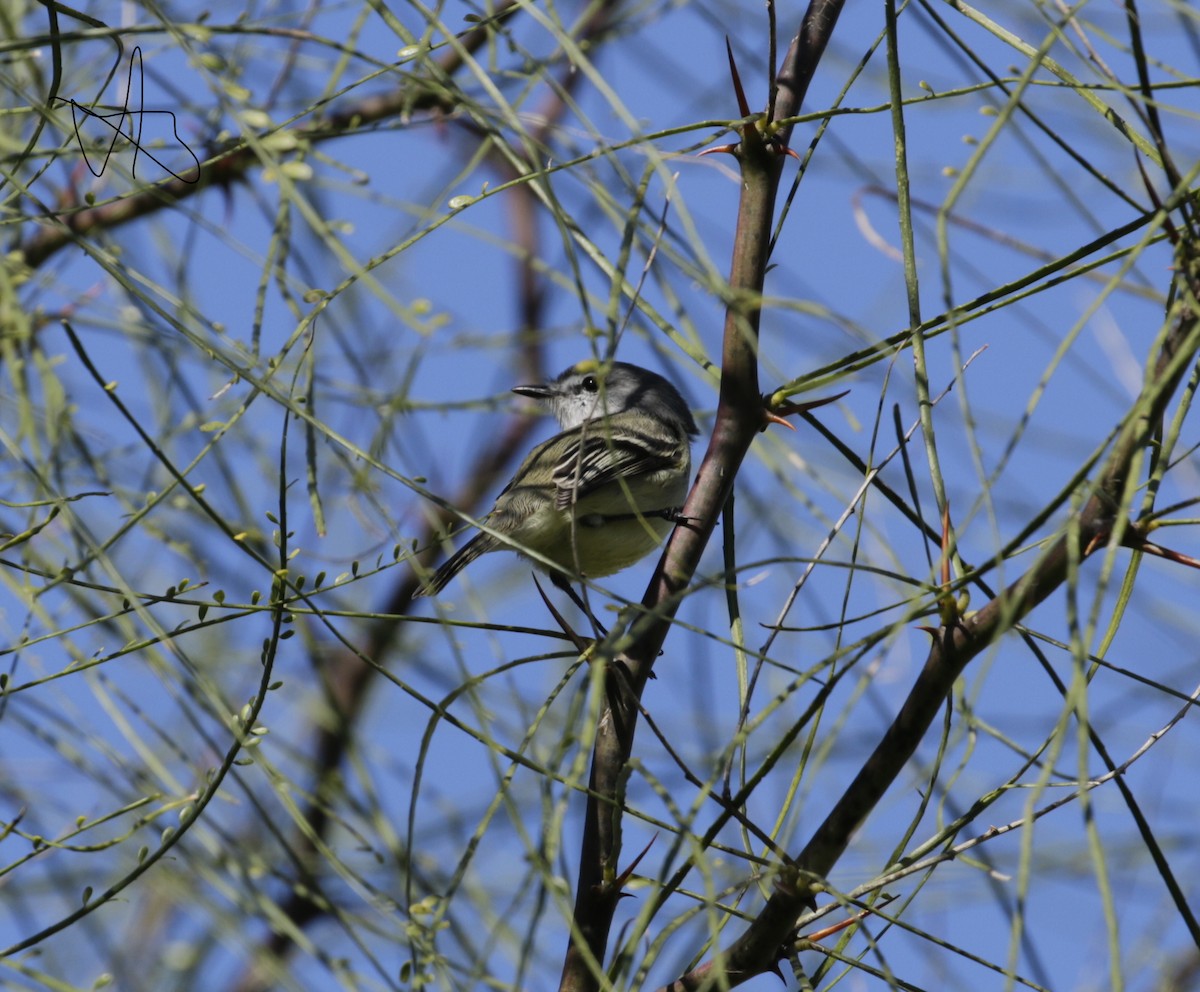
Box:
[725,37,752,119]
[797,894,897,944]
[940,501,952,588]
[800,914,859,942]
[613,834,658,891]
[699,138,801,163]
[763,410,797,431]
[935,501,964,625]
[1127,536,1200,570]
[799,912,864,943]
[764,389,849,430]
[697,143,741,159]
[1083,528,1109,557]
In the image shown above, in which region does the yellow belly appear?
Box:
[509,469,686,578]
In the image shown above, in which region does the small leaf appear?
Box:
[279,160,313,181]
[240,108,271,129]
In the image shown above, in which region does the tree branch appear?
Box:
[663,225,1200,991]
[18,2,522,269]
[558,4,847,989]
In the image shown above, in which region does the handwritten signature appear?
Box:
[63,46,200,185]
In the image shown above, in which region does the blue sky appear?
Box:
[5,2,1200,989]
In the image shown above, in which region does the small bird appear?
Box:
[416,359,698,597]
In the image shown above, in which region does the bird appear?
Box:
[416,359,698,598]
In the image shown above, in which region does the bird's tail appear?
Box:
[414,533,493,597]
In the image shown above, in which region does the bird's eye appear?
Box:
[582,376,598,393]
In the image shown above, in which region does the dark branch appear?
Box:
[558,4,847,989]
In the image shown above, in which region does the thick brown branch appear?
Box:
[558,4,847,989]
[663,253,1200,990]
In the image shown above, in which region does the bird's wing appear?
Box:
[494,433,560,499]
[551,420,683,510]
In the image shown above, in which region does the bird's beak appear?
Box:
[511,382,555,401]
